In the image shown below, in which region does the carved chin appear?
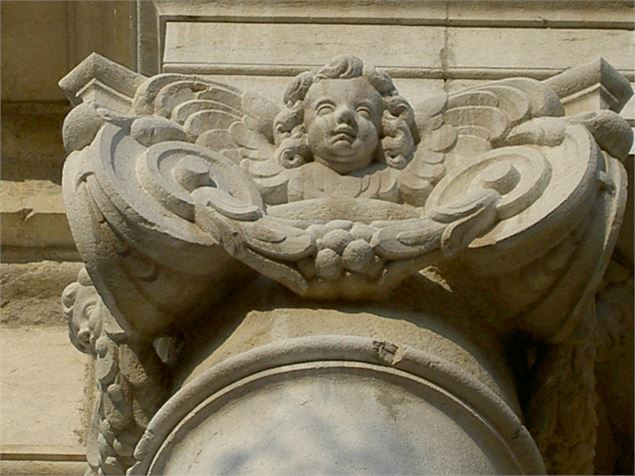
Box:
[328,142,357,157]
[315,154,373,174]
[331,134,355,147]
[315,141,377,171]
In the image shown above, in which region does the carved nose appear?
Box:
[77,327,91,346]
[335,107,355,126]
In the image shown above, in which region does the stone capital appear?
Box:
[59,53,632,475]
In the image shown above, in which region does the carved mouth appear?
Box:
[332,126,356,143]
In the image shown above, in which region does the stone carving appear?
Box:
[60,53,632,475]
[62,268,104,355]
[63,268,167,475]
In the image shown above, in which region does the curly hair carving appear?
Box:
[273,55,419,171]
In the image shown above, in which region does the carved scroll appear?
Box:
[59,53,633,475]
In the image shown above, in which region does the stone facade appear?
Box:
[1,2,633,475]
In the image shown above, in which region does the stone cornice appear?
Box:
[58,53,146,108]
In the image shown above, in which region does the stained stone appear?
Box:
[2,2,633,475]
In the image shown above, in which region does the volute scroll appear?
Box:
[59,53,632,476]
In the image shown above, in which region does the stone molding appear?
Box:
[130,335,545,475]
[138,0,634,76]
[59,53,146,108]
[59,52,632,474]
[546,58,635,115]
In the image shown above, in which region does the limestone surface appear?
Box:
[56,49,634,475]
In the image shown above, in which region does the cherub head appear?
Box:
[61,267,103,355]
[274,55,419,174]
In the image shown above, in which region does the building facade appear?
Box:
[1,1,633,474]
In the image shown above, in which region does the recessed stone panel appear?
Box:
[448,27,635,74]
[163,22,445,73]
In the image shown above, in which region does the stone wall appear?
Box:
[138,1,634,133]
[1,2,134,474]
[1,1,633,474]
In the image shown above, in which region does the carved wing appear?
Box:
[62,72,284,337]
[408,75,631,334]
[399,78,564,206]
[132,73,278,145]
[132,74,289,204]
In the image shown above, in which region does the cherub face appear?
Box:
[303,78,383,174]
[68,285,103,354]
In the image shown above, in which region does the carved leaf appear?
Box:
[243,218,316,261]
[371,217,445,260]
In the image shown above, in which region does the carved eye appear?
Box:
[356,106,372,120]
[83,303,97,320]
[316,103,334,115]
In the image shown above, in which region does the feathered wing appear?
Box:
[63,74,285,337]
[399,78,564,207]
[132,74,289,204]
[404,75,631,476]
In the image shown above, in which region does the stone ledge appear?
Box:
[0,460,85,476]
[0,445,85,461]
[0,261,83,326]
[150,0,634,28]
[58,52,146,107]
[0,180,75,252]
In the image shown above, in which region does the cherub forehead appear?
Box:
[74,285,98,312]
[304,78,383,109]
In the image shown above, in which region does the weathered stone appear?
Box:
[1,261,83,326]
[2,2,633,475]
[0,327,93,455]
[57,48,632,475]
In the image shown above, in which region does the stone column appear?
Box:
[58,51,632,475]
[132,279,543,475]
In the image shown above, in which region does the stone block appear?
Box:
[447,27,634,75]
[0,261,83,326]
[0,181,76,259]
[162,22,445,73]
[0,326,93,457]
[445,0,633,28]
